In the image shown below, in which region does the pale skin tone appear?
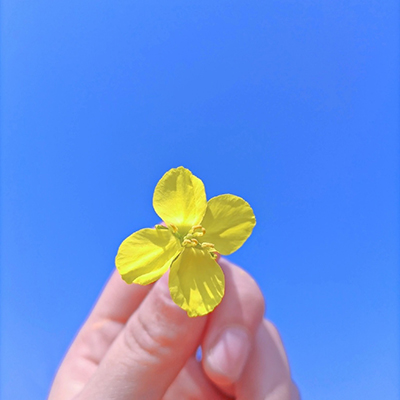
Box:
[49,257,300,400]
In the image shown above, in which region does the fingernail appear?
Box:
[206,326,251,382]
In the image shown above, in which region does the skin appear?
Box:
[48,258,301,400]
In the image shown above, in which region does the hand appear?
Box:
[49,257,300,399]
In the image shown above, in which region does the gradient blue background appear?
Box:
[1,1,398,399]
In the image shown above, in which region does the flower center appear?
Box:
[182,224,205,246]
[180,225,217,258]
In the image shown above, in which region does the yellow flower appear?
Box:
[115,166,256,317]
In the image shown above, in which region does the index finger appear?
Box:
[49,270,152,400]
[90,269,152,323]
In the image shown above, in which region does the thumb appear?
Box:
[77,272,207,400]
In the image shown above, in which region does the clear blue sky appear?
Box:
[1,1,398,399]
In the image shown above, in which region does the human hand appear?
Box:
[48,257,300,399]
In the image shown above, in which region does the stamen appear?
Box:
[191,225,206,237]
[182,238,199,247]
[169,223,179,233]
[189,225,206,236]
[201,242,214,249]
[182,239,192,246]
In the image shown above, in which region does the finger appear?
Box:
[77,272,208,400]
[202,257,265,391]
[75,270,153,363]
[49,270,153,400]
[236,319,299,400]
[163,355,231,400]
[89,268,153,322]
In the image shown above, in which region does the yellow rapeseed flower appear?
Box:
[115,166,256,317]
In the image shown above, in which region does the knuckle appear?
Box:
[218,258,266,330]
[264,319,292,377]
[123,314,169,366]
[249,280,266,320]
[77,318,123,364]
[236,267,266,322]
[265,320,284,346]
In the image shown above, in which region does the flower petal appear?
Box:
[200,194,256,255]
[153,167,207,233]
[169,248,225,317]
[115,228,181,285]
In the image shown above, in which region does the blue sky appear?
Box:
[1,1,398,399]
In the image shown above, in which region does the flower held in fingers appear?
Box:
[115,167,256,317]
